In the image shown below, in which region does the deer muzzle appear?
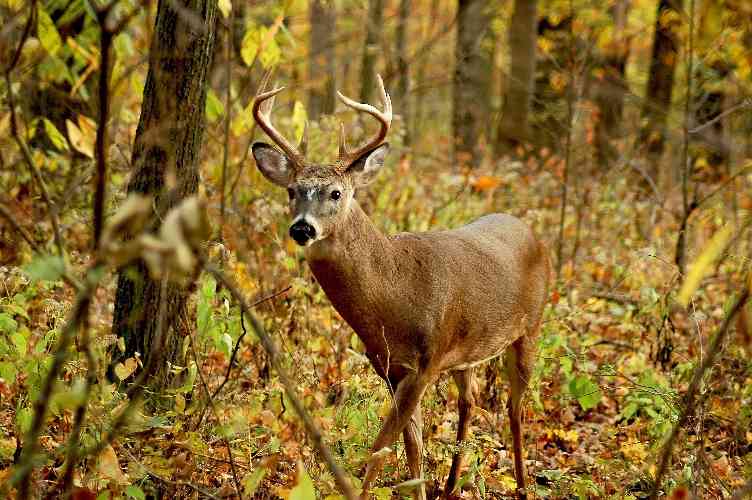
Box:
[290,220,317,246]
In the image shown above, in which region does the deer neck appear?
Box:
[305,201,395,306]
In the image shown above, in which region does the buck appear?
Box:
[251,75,550,500]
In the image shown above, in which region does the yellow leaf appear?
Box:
[66,117,94,158]
[94,445,127,485]
[218,0,232,18]
[678,224,734,306]
[620,440,648,462]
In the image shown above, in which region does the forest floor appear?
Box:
[1,151,751,499]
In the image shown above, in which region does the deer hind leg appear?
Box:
[402,405,426,500]
[361,371,434,500]
[504,336,537,500]
[444,368,476,498]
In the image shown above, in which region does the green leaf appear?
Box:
[240,24,281,69]
[16,406,32,434]
[11,331,27,355]
[291,101,307,144]
[125,485,146,500]
[372,487,392,500]
[206,88,224,123]
[290,464,316,500]
[0,362,17,382]
[242,467,267,496]
[0,313,18,334]
[24,255,65,282]
[568,376,602,411]
[43,119,69,151]
[38,7,63,56]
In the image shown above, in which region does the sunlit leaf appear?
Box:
[218,0,232,18]
[43,119,69,151]
[677,224,733,307]
[243,467,267,496]
[290,462,316,500]
[206,88,225,122]
[292,101,307,144]
[37,7,63,56]
[66,117,95,158]
[240,23,281,68]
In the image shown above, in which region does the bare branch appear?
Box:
[689,98,752,135]
[202,260,357,500]
[650,282,750,498]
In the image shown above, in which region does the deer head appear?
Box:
[251,74,392,247]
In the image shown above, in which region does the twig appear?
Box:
[12,263,102,500]
[91,0,148,248]
[0,202,39,251]
[59,312,97,500]
[187,334,244,499]
[675,0,696,275]
[122,446,222,500]
[650,283,750,498]
[211,285,292,399]
[220,12,233,229]
[5,73,67,265]
[689,98,752,135]
[202,260,358,500]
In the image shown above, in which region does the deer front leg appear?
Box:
[361,371,433,499]
[403,405,426,500]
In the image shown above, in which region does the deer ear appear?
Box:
[346,143,389,187]
[252,142,293,186]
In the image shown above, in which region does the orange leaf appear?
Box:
[472,175,502,192]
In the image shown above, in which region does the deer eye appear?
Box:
[330,190,341,201]
[287,188,295,200]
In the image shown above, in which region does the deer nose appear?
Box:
[290,220,316,245]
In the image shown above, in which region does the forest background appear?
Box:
[0,0,751,498]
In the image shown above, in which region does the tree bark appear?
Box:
[360,0,384,103]
[453,0,492,168]
[308,0,336,119]
[593,0,631,167]
[395,0,411,145]
[110,0,217,388]
[496,0,538,156]
[640,0,682,185]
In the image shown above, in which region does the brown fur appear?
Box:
[252,83,549,499]
[305,200,549,499]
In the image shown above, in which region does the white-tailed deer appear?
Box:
[251,75,550,500]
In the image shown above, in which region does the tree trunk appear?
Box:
[110,0,217,388]
[496,0,538,156]
[308,0,337,119]
[360,0,384,103]
[593,0,631,167]
[640,0,682,186]
[453,0,492,168]
[395,0,411,145]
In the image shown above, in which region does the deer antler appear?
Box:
[337,74,392,167]
[252,72,307,167]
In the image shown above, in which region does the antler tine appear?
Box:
[252,82,305,167]
[336,74,392,165]
[338,122,351,159]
